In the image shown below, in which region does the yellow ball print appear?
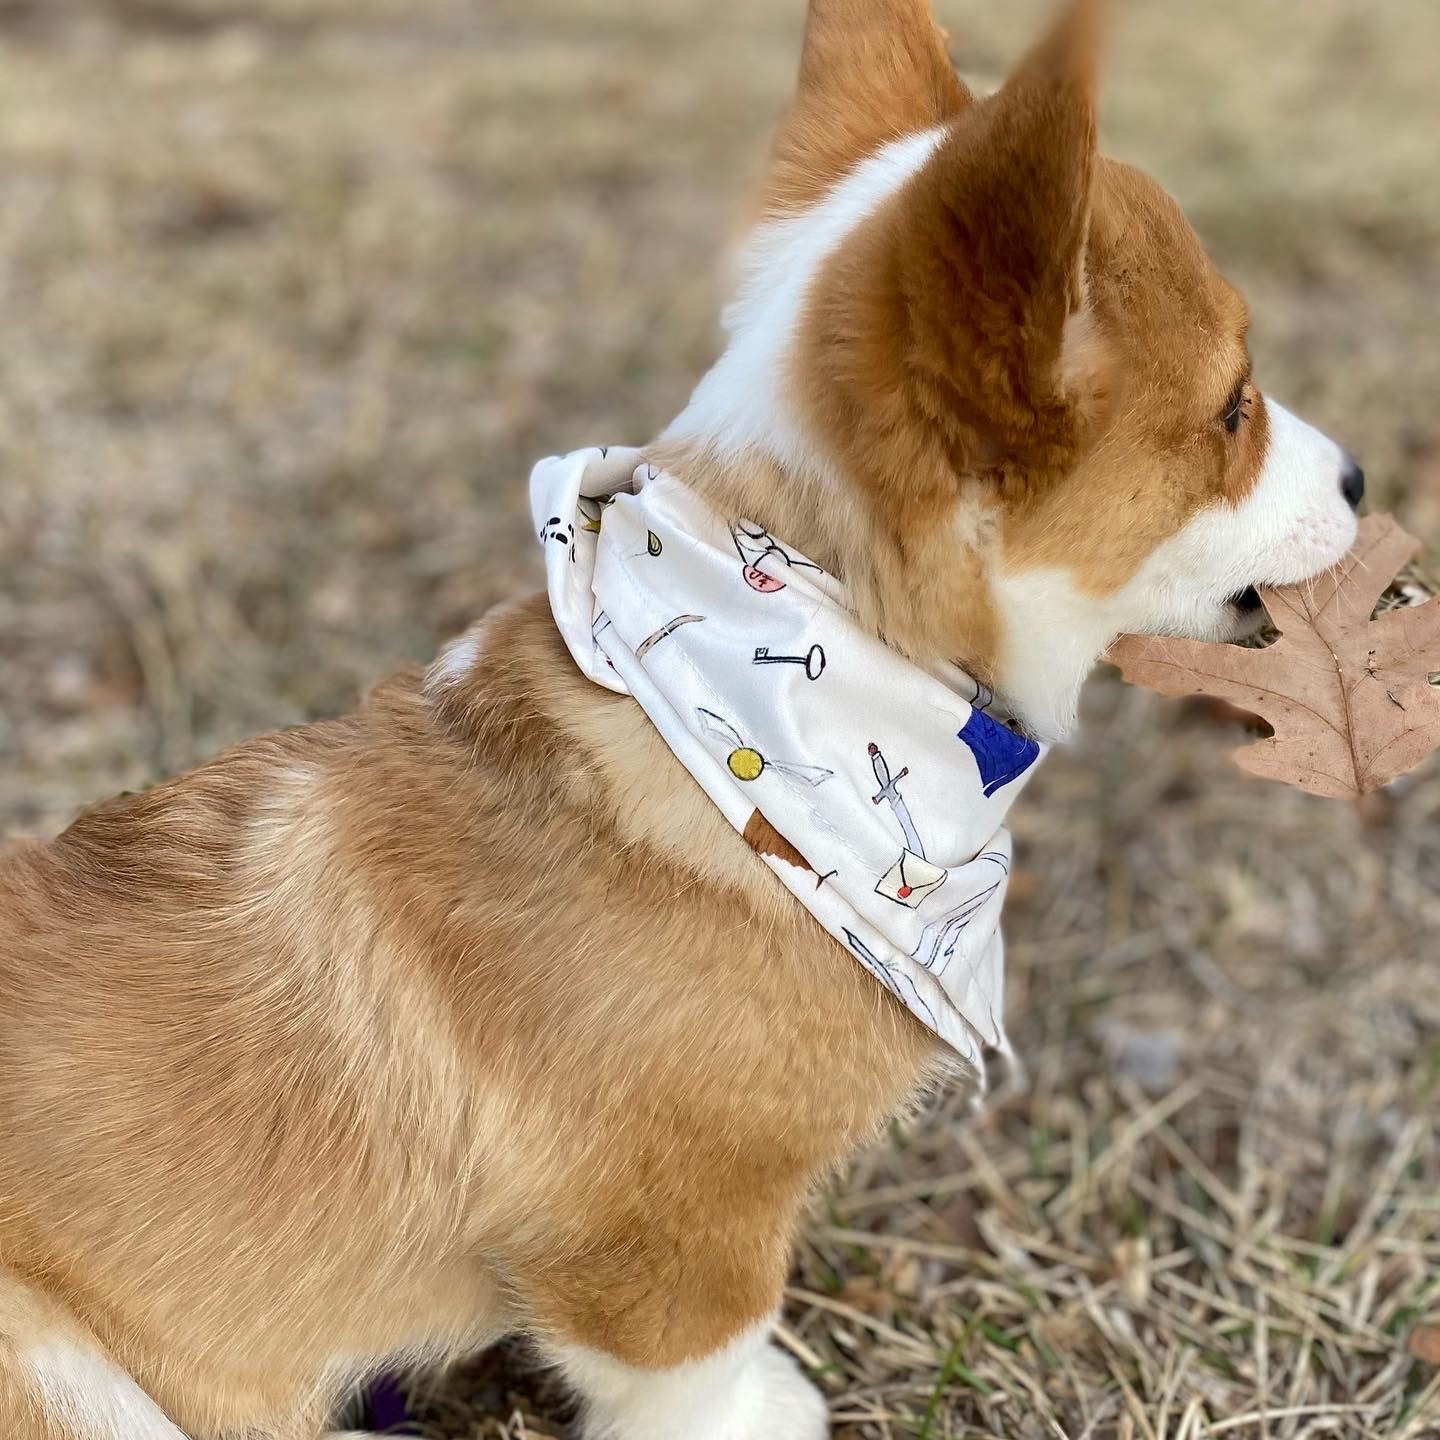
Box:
[727,747,766,782]
[697,709,835,790]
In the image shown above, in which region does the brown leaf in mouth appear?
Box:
[1106,514,1440,798]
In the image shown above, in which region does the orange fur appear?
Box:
[0,1,1338,1434]
[1,599,934,1436]
[1000,159,1270,593]
[763,0,971,216]
[669,0,1272,685]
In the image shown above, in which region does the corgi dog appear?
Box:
[0,2,1363,1437]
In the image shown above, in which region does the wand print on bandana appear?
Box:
[731,520,824,595]
[636,614,705,660]
[957,710,1041,798]
[697,709,834,787]
[870,742,948,909]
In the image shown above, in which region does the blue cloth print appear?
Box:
[957,710,1041,797]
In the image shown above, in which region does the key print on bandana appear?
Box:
[957,710,1041,797]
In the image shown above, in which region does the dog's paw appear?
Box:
[745,1345,828,1440]
[559,1326,828,1440]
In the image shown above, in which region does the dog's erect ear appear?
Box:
[764,0,971,214]
[900,0,1104,470]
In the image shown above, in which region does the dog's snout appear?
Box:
[1340,455,1366,510]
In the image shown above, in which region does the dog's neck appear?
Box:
[516,447,1035,1063]
[644,440,884,632]
[643,442,1062,745]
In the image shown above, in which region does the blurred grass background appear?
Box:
[1,2,1438,1436]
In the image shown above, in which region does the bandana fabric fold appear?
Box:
[531,446,1044,1071]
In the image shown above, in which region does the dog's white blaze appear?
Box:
[1163,401,1358,592]
[552,1320,827,1440]
[995,400,1357,740]
[990,566,1121,743]
[663,128,945,475]
[22,1341,186,1440]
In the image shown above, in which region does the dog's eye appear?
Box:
[1221,380,1251,436]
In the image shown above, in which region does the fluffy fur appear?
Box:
[0,2,1360,1436]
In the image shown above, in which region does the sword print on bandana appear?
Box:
[869,741,948,909]
[530,445,1046,1071]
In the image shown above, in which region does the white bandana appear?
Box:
[532,447,1045,1070]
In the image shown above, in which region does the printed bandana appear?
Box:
[532,446,1045,1070]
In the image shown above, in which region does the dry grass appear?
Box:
[2,2,1438,1436]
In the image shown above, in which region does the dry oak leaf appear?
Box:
[1107,515,1440,798]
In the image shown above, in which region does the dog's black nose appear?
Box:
[1340,455,1366,510]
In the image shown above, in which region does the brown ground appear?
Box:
[2,2,1438,1436]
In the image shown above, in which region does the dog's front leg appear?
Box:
[551,1319,826,1440]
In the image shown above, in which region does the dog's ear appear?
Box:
[901,0,1105,471]
[764,0,972,214]
[798,0,1105,493]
